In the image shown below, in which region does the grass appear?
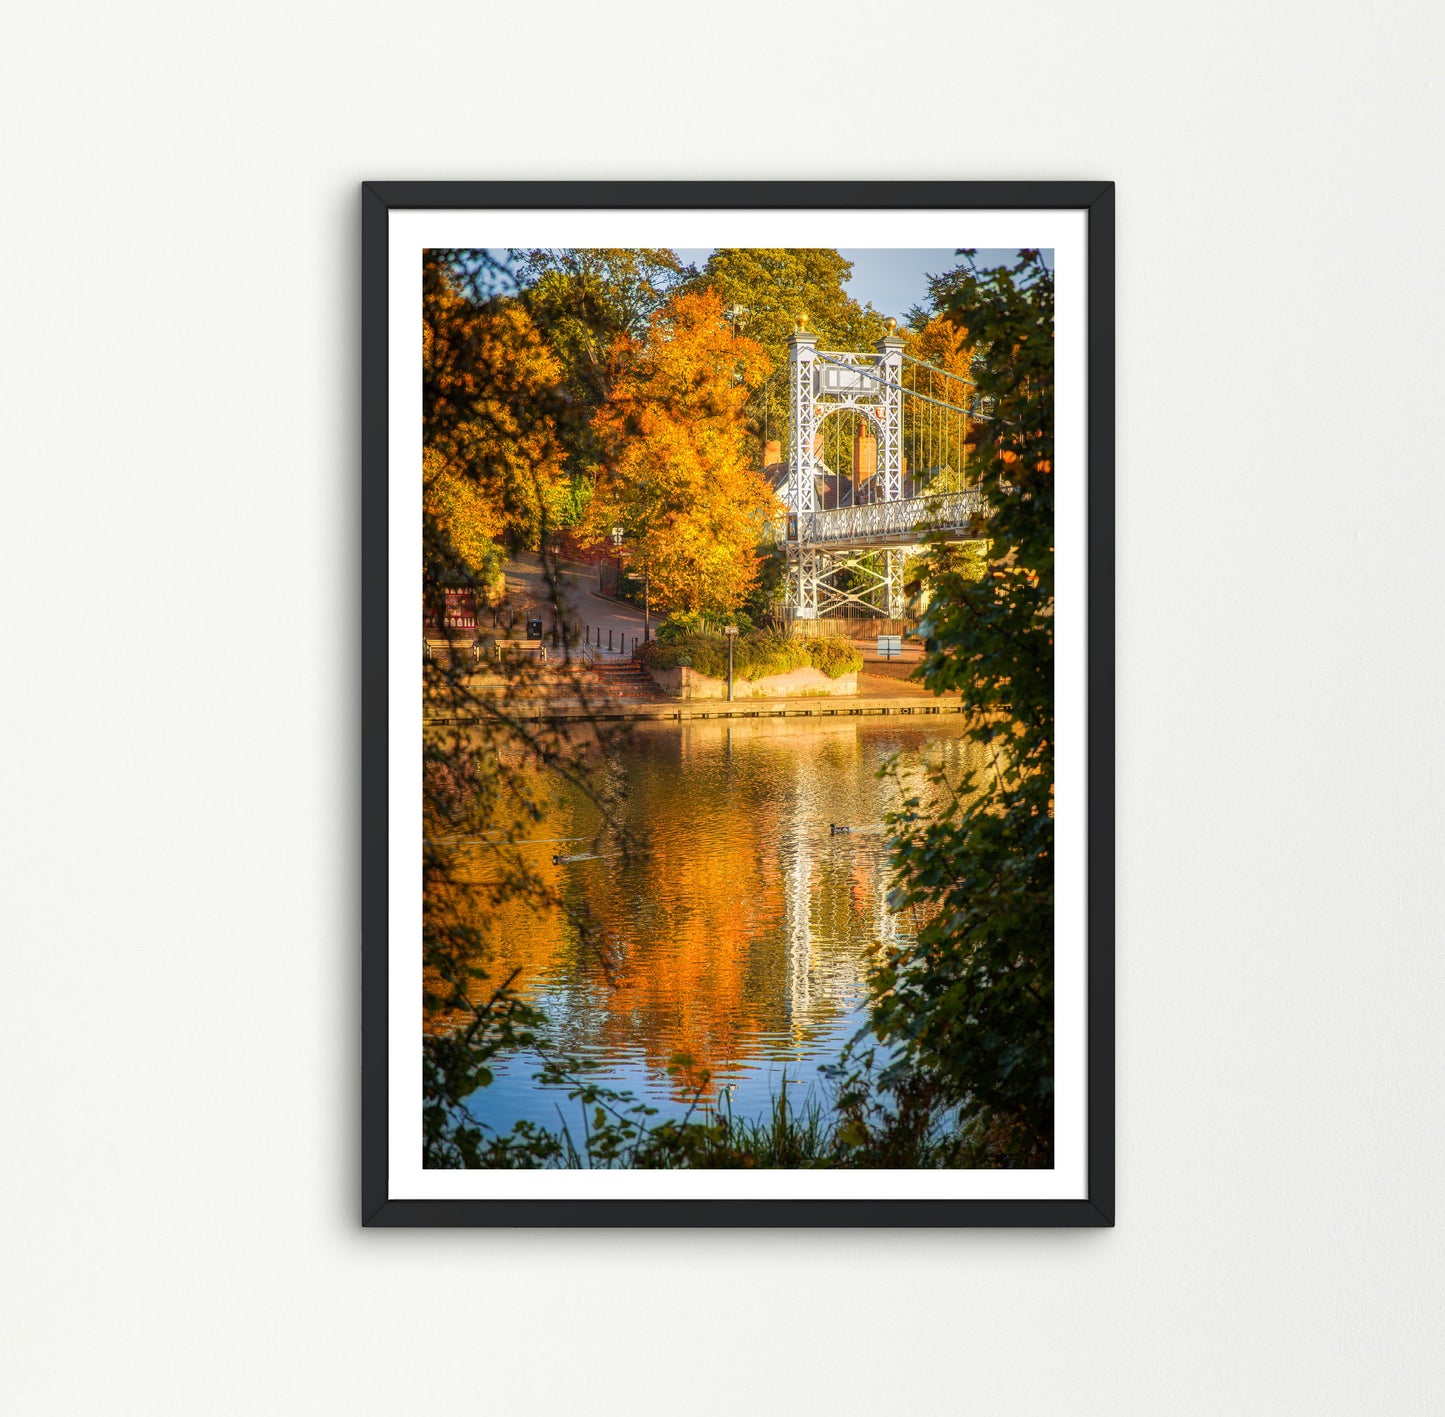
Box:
[528,1070,991,1170]
[699,1086,987,1169]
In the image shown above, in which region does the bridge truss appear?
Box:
[782,323,988,619]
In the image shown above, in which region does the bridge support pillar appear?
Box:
[785,322,820,620]
[786,545,820,620]
[875,329,906,501]
[885,549,906,619]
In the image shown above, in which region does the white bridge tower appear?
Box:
[784,318,910,621]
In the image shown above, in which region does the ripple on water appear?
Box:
[459,716,985,1135]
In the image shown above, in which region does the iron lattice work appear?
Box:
[808,489,992,549]
[781,327,984,620]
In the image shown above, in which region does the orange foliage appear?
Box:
[447,721,945,1094]
[423,260,570,564]
[587,289,777,616]
[905,313,977,383]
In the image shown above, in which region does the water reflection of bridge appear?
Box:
[778,733,903,1048]
[466,718,986,1127]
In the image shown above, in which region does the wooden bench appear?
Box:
[424,638,553,664]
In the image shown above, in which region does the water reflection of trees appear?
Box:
[454,719,988,1097]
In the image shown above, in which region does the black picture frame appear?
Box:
[362,181,1114,1227]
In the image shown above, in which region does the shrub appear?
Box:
[639,630,862,681]
[807,636,864,678]
[640,634,722,677]
[655,611,710,643]
[731,631,807,681]
[656,610,754,643]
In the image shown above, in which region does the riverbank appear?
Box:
[425,695,969,725]
[429,554,947,708]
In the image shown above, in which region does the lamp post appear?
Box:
[723,624,738,701]
[610,523,624,597]
[611,523,651,643]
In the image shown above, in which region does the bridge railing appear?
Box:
[803,489,992,547]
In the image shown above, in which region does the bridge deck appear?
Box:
[800,489,989,551]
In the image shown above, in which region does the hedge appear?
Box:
[639,630,863,681]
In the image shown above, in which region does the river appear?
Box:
[458,716,987,1135]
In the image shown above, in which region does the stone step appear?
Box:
[592,661,667,702]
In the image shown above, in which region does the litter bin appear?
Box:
[526,618,543,640]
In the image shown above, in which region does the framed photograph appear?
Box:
[362,181,1114,1226]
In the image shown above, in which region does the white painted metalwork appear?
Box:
[785,329,908,618]
[804,489,992,550]
[782,794,814,1027]
[885,549,905,619]
[783,326,987,620]
[811,550,892,618]
[875,338,904,502]
[786,331,818,521]
[785,330,820,618]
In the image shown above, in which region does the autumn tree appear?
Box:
[521,248,695,403]
[588,288,776,617]
[423,255,570,596]
[901,313,982,493]
[421,251,625,1167]
[518,249,696,501]
[690,248,887,467]
[906,312,977,382]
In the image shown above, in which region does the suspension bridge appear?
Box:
[778,317,990,620]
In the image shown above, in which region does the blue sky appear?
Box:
[480,247,1051,320]
[675,248,1048,322]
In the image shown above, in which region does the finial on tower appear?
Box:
[884,316,897,333]
[794,312,809,332]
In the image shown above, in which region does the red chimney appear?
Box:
[853,421,877,501]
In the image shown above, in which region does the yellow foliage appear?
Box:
[423,260,570,574]
[588,289,777,616]
[905,313,977,380]
[423,447,504,583]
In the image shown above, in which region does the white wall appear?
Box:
[3,2,1442,1412]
